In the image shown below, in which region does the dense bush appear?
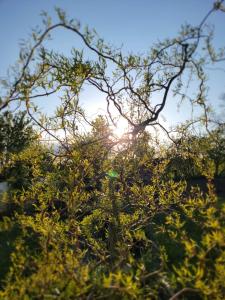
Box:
[0,126,224,299]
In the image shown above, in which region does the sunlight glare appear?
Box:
[112,117,129,139]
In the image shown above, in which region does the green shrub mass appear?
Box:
[0,118,224,300]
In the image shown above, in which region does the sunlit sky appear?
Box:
[0,0,225,133]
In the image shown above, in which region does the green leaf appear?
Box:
[106,170,119,178]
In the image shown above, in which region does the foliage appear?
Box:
[0,126,224,299]
[0,111,35,160]
[0,110,35,184]
[0,2,225,299]
[166,126,225,179]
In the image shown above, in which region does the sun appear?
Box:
[112,117,129,139]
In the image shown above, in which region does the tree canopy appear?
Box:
[0,2,224,144]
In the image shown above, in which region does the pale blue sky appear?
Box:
[0,0,224,128]
[1,0,224,71]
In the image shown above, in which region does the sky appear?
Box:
[0,0,225,133]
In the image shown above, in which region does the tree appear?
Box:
[0,3,224,145]
[0,111,36,185]
[0,2,225,300]
[0,111,34,161]
[166,124,225,179]
[0,111,54,190]
[206,125,225,176]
